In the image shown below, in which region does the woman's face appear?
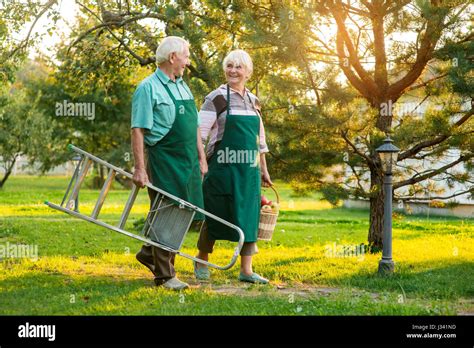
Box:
[225,61,247,85]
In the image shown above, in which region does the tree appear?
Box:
[20,41,140,187]
[0,0,60,83]
[0,0,60,188]
[0,70,53,188]
[243,0,473,250]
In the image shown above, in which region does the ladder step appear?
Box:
[67,158,92,210]
[117,184,139,229]
[141,193,163,237]
[61,156,83,207]
[91,169,116,219]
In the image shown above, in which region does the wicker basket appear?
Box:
[258,186,280,241]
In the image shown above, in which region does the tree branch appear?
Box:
[398,108,474,161]
[387,4,446,99]
[396,187,473,201]
[340,130,373,165]
[300,53,322,106]
[372,1,389,91]
[407,73,448,91]
[346,161,367,194]
[4,0,58,62]
[335,29,373,101]
[394,153,474,189]
[75,2,156,66]
[331,2,378,95]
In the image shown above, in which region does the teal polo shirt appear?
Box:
[131,68,200,146]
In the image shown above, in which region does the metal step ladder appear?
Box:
[45,144,244,270]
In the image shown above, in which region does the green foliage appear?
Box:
[0,78,53,187]
[434,39,474,96]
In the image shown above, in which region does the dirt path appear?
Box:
[187,280,369,298]
[186,280,473,315]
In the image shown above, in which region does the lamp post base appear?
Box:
[378,259,395,275]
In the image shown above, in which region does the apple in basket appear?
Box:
[261,195,272,207]
[261,205,273,212]
[270,201,280,212]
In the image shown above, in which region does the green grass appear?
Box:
[0,176,473,315]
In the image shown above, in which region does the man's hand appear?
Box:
[199,157,208,179]
[133,167,149,188]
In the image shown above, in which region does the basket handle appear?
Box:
[262,185,280,204]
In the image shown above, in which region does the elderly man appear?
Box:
[131,36,207,290]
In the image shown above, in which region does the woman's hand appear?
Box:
[261,169,273,187]
[260,153,273,187]
[197,127,208,179]
[199,157,208,179]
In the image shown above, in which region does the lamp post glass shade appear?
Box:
[376,137,400,174]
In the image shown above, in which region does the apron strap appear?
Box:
[161,81,178,104]
[226,84,230,117]
[225,84,258,118]
[158,74,187,104]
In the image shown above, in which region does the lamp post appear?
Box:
[376,137,400,275]
[72,155,82,212]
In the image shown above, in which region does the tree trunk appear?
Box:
[370,104,394,251]
[91,162,105,189]
[0,155,18,189]
[368,167,384,252]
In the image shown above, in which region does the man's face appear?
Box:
[171,46,191,77]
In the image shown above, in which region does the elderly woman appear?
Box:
[194,49,272,284]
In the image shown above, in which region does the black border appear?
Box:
[0,315,472,346]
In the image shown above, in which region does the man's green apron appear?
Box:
[146,80,204,220]
[203,85,261,242]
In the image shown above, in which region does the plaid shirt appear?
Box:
[199,84,269,159]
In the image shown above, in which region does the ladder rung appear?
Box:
[67,158,92,210]
[91,169,116,219]
[141,193,162,237]
[61,156,83,207]
[117,184,139,229]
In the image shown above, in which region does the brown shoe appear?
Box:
[136,245,155,275]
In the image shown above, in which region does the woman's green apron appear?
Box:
[146,80,204,220]
[203,85,261,242]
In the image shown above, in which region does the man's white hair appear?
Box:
[222,49,253,77]
[155,36,189,64]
